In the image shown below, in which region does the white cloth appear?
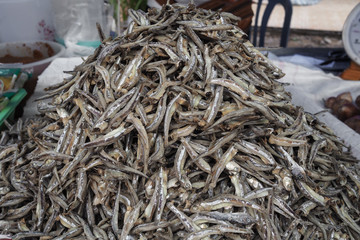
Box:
[24,57,360,159]
[274,60,360,159]
[23,57,83,118]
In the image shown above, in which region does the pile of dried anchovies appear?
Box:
[1,3,360,240]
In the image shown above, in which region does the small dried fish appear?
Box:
[0,3,359,240]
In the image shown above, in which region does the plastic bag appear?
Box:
[0,68,30,94]
[0,0,54,42]
[52,0,113,56]
[0,68,30,112]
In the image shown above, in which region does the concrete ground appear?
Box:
[261,28,343,48]
[251,0,358,48]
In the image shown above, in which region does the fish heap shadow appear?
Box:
[1,3,360,240]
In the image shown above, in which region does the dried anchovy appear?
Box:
[0,3,359,240]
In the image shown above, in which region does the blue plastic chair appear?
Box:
[252,0,293,47]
